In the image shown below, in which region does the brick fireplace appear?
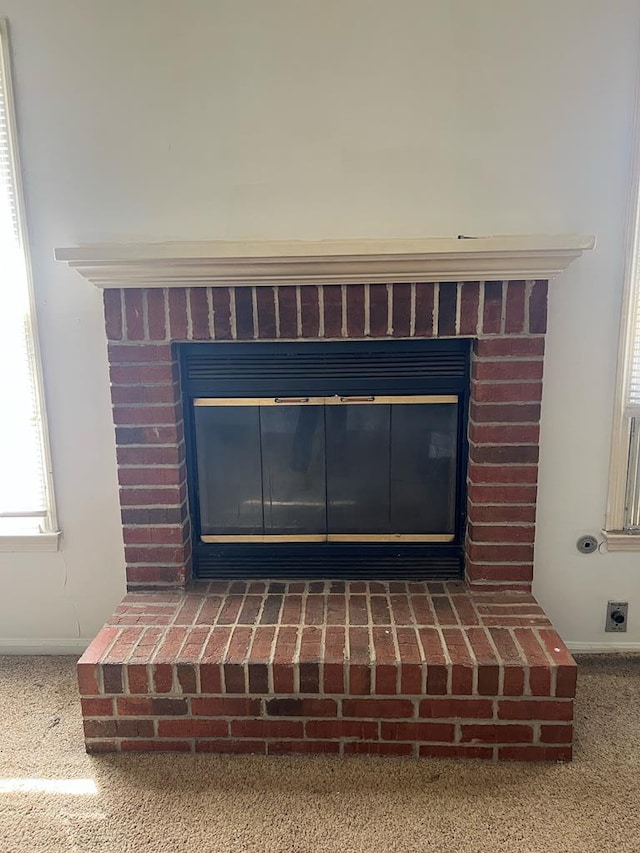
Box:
[109,280,546,590]
[58,236,592,760]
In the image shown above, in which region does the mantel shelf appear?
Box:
[54,234,595,288]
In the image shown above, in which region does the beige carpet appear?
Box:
[0,655,638,853]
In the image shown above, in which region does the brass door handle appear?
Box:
[274,397,310,404]
[338,395,375,403]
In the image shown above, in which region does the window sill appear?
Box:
[0,532,62,553]
[602,530,640,552]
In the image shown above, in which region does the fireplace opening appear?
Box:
[179,339,470,579]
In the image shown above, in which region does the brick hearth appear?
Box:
[78,581,576,759]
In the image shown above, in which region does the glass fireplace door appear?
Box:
[193,395,458,544]
[194,398,327,541]
[325,398,458,538]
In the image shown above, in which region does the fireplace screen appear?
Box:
[180,339,469,578]
[193,396,458,543]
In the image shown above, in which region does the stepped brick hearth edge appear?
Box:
[79,580,576,760]
[75,275,579,761]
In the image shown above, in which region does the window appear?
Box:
[605,75,640,548]
[0,19,59,550]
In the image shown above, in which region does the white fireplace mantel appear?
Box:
[54,234,595,288]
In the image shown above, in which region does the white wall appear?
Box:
[0,0,638,651]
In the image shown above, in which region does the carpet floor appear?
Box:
[0,654,638,852]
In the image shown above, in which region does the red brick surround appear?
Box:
[78,580,575,760]
[103,279,548,592]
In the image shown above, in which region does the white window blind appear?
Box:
[0,20,56,538]
[625,190,640,414]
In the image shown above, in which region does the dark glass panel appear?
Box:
[326,404,391,533]
[260,406,327,534]
[194,399,459,540]
[194,405,263,534]
[390,403,458,533]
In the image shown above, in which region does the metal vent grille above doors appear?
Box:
[179,340,470,579]
[182,340,468,395]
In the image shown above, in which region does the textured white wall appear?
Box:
[0,0,638,650]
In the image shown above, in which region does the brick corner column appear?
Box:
[104,288,193,591]
[465,280,548,591]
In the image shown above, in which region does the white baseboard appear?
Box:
[568,641,640,654]
[0,637,89,655]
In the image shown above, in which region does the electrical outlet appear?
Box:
[605,601,629,632]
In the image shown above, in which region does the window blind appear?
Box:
[626,186,640,413]
[627,297,640,411]
[0,24,50,532]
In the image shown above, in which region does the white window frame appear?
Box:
[0,18,59,552]
[605,60,640,551]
